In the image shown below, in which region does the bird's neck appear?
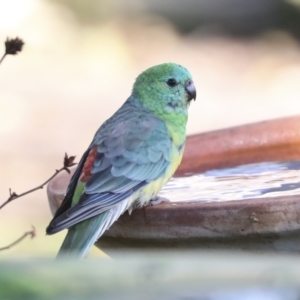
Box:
[165,114,187,147]
[127,96,187,147]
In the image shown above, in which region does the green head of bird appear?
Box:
[132,63,196,119]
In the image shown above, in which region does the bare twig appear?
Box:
[0,225,36,251]
[0,153,76,210]
[0,53,5,64]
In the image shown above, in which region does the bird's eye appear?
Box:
[167,78,177,87]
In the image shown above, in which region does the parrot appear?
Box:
[46,63,196,259]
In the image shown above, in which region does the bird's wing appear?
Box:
[46,112,172,234]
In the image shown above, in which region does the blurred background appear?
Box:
[2,0,300,257]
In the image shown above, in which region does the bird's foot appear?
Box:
[149,196,170,206]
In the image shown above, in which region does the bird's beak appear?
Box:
[185,80,196,102]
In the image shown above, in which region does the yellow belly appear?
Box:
[127,146,184,212]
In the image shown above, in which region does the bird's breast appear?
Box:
[129,142,185,209]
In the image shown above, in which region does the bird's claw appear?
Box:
[149,196,171,206]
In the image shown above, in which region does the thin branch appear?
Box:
[0,53,6,64]
[0,153,76,210]
[0,226,36,251]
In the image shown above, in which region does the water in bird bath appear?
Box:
[159,161,300,203]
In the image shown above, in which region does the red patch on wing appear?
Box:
[80,146,98,182]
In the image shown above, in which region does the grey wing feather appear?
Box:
[47,102,172,234]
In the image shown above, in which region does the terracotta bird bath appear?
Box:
[47,115,300,253]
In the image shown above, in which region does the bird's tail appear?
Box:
[57,211,109,259]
